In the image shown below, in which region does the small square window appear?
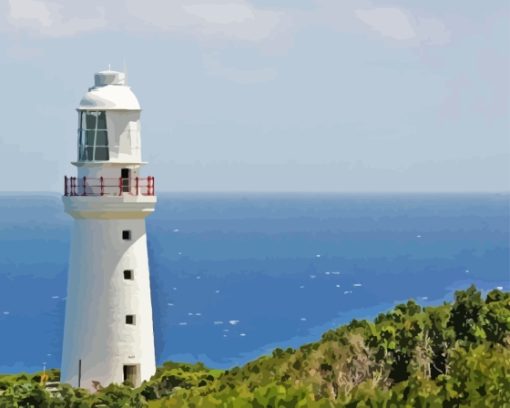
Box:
[122,230,131,240]
[124,270,134,280]
[126,315,136,325]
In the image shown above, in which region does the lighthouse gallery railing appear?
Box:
[64,176,155,197]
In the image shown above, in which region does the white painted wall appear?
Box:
[60,214,156,390]
[104,111,142,163]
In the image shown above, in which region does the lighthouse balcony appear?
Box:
[64,176,155,197]
[62,176,156,219]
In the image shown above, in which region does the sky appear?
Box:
[0,0,508,192]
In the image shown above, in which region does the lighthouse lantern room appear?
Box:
[61,70,157,391]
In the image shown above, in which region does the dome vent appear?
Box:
[94,70,126,87]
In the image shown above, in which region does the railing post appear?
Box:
[64,176,68,196]
[71,177,75,196]
[82,176,87,196]
[146,177,150,196]
[151,176,155,196]
[119,177,122,196]
[135,177,139,196]
[100,176,104,196]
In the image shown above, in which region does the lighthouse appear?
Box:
[61,70,156,390]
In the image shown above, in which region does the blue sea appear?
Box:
[0,193,508,373]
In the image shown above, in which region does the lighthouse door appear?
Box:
[121,168,131,193]
[123,364,139,386]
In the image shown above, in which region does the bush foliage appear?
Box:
[1,285,509,407]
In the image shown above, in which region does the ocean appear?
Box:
[0,193,508,373]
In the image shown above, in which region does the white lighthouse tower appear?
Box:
[61,70,156,391]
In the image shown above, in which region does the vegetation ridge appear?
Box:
[1,285,509,407]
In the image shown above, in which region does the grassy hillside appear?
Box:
[1,285,509,407]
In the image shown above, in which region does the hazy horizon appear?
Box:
[1,190,509,195]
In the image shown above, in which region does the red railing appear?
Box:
[64,176,155,197]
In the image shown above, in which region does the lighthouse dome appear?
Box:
[79,70,140,111]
